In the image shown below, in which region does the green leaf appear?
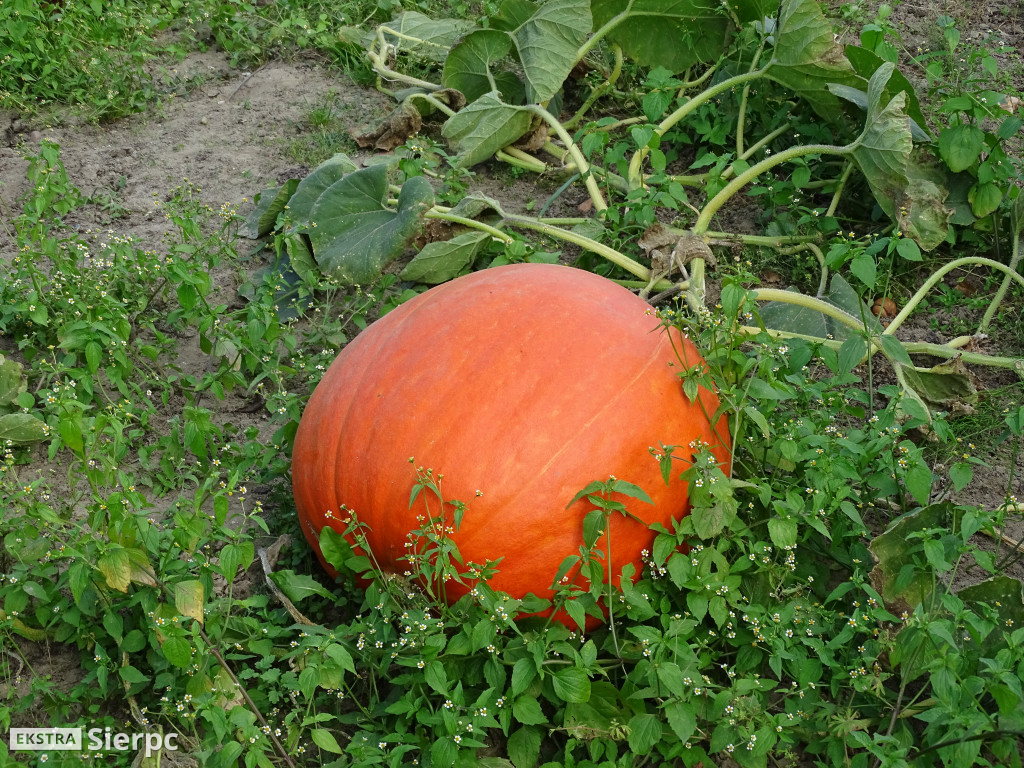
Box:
[591,0,736,73]
[400,231,490,284]
[269,570,334,603]
[311,728,344,754]
[173,580,205,624]
[424,660,448,693]
[949,462,973,492]
[513,695,547,724]
[552,667,591,703]
[443,30,515,104]
[938,123,985,173]
[849,250,876,289]
[627,712,662,753]
[288,154,359,223]
[325,643,357,674]
[380,12,477,62]
[442,92,533,167]
[905,465,932,506]
[511,0,591,103]
[877,334,913,367]
[511,657,537,696]
[243,179,299,238]
[968,181,1003,218]
[118,665,150,686]
[664,700,696,743]
[507,726,542,768]
[768,517,798,549]
[0,413,47,445]
[689,503,723,539]
[309,166,433,285]
[766,0,863,118]
[837,335,867,374]
[161,636,193,668]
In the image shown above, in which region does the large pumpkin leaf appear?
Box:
[489,0,538,31]
[400,230,491,284]
[758,274,879,341]
[511,0,591,104]
[442,29,516,104]
[442,92,533,167]
[308,165,434,285]
[868,503,952,614]
[288,153,360,223]
[765,0,862,118]
[845,64,950,250]
[0,355,27,407]
[0,413,47,444]
[590,0,734,73]
[380,12,477,62]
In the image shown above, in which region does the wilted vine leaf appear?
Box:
[958,576,1024,651]
[442,92,533,167]
[380,12,477,62]
[844,45,929,139]
[443,29,516,104]
[0,355,27,407]
[511,0,591,103]
[897,357,978,409]
[590,0,734,73]
[765,0,862,118]
[309,165,434,285]
[869,504,951,613]
[844,64,950,249]
[401,231,491,284]
[448,191,507,220]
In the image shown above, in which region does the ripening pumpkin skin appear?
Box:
[293,263,730,623]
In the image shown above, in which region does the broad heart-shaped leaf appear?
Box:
[868,503,952,614]
[0,413,47,444]
[380,12,477,63]
[938,123,985,173]
[309,166,433,285]
[758,274,880,341]
[288,153,359,223]
[590,0,735,73]
[511,0,591,103]
[844,64,951,250]
[489,0,538,31]
[765,0,863,118]
[442,92,533,167]
[400,230,491,284]
[443,29,515,104]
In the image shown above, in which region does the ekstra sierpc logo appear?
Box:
[9,727,179,757]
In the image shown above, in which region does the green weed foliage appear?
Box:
[1,142,1024,767]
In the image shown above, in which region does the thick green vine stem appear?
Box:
[979,214,1022,332]
[883,256,1024,337]
[692,143,852,235]
[527,105,608,211]
[627,67,768,189]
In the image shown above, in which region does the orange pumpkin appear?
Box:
[293,263,730,624]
